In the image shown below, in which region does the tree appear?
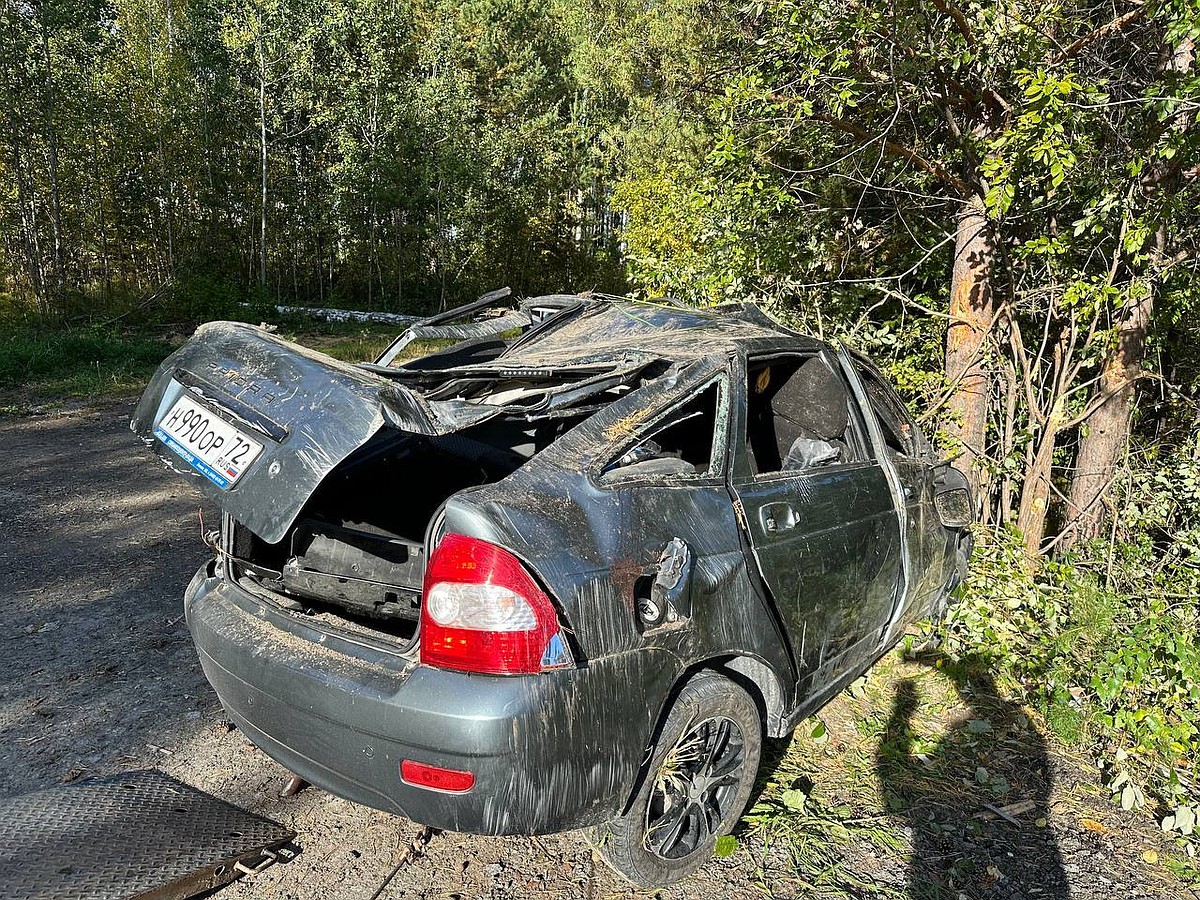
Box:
[611,0,1200,556]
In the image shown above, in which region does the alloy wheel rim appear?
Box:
[644,715,746,859]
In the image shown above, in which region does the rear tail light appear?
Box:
[420,533,573,675]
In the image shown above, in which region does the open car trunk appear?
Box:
[130,321,454,545]
[133,313,659,645]
[224,417,579,645]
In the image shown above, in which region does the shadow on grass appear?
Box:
[876,652,1068,899]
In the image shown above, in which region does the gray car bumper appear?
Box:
[184,565,675,835]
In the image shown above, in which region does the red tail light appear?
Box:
[419,533,572,675]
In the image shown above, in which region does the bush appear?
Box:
[939,442,1200,833]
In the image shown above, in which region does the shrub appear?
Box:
[939,441,1200,834]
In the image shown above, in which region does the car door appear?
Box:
[730,351,903,703]
[844,353,946,626]
[595,365,795,683]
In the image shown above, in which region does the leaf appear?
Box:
[848,676,868,699]
[714,835,738,858]
[1121,785,1137,810]
[782,788,807,811]
[966,719,993,734]
[1142,849,1159,864]
[810,720,828,743]
[1175,805,1196,836]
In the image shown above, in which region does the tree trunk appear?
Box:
[1063,35,1194,544]
[1064,286,1153,541]
[257,34,268,289]
[38,12,63,306]
[944,194,995,500]
[147,47,175,275]
[8,114,45,304]
[90,124,112,305]
[1017,420,1059,557]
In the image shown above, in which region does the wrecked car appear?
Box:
[132,292,973,886]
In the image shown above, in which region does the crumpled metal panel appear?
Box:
[0,770,294,900]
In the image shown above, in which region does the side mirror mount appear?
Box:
[932,463,974,528]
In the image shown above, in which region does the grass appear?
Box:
[0,326,177,409]
[0,316,458,413]
[726,644,1190,898]
[274,323,400,362]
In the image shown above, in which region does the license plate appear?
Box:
[154,393,264,489]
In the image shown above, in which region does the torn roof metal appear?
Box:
[371,296,821,383]
[446,297,821,368]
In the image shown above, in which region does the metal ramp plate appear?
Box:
[0,770,295,900]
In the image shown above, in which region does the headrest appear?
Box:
[772,357,849,442]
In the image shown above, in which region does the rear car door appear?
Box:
[844,354,947,624]
[730,351,902,702]
[592,367,794,682]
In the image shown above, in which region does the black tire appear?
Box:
[587,672,763,887]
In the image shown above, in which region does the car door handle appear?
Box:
[760,502,798,533]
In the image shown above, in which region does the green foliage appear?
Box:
[940,438,1200,818]
[0,326,175,402]
[0,0,631,318]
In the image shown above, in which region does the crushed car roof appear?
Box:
[472,298,822,367]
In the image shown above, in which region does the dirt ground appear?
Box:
[1,399,1194,900]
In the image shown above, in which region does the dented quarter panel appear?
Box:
[435,354,798,772]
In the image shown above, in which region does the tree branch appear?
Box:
[811,113,973,194]
[929,0,974,44]
[1053,5,1148,63]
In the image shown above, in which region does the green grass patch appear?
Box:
[1044,699,1085,745]
[0,315,463,412]
[281,324,399,362]
[0,326,176,407]
[280,321,455,364]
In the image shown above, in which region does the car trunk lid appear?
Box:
[134,317,665,548]
[131,321,448,544]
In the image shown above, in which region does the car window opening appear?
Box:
[747,356,854,475]
[853,362,919,457]
[605,382,721,478]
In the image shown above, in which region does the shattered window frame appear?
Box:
[850,358,929,460]
[741,351,871,482]
[596,372,731,484]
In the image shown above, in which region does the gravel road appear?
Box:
[0,400,1192,900]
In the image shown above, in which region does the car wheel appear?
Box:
[587,672,762,887]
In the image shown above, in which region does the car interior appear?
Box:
[604,381,722,478]
[746,355,856,475]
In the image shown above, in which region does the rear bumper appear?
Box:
[184,566,674,835]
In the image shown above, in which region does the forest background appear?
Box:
[2,0,1199,866]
